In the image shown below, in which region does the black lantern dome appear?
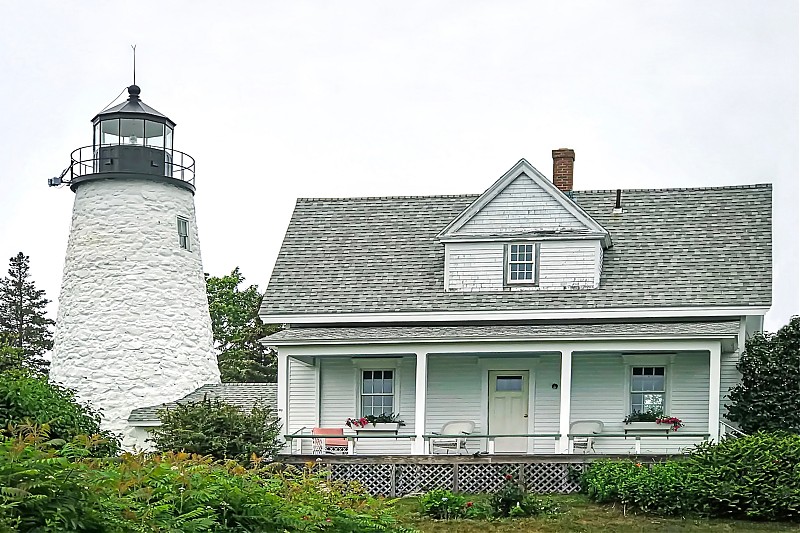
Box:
[65,85,195,193]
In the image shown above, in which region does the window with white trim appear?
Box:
[630,366,665,413]
[177,216,190,250]
[507,243,539,284]
[361,370,394,416]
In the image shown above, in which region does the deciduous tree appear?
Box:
[206,268,278,382]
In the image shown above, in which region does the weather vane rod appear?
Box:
[131,44,137,85]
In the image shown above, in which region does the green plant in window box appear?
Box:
[623,410,684,431]
[345,413,405,428]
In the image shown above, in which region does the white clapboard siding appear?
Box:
[570,353,710,454]
[458,174,585,234]
[538,240,599,290]
[532,356,561,453]
[426,356,483,450]
[287,358,317,454]
[319,357,416,455]
[446,243,504,292]
[446,240,601,292]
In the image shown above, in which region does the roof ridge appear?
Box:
[295,183,771,203]
[576,183,772,194]
[298,194,479,202]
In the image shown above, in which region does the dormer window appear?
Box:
[507,243,540,285]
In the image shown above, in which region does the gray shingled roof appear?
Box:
[128,383,277,424]
[266,321,741,344]
[261,184,771,316]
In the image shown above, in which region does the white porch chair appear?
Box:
[311,427,349,455]
[430,420,475,454]
[570,420,604,453]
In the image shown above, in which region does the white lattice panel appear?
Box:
[524,463,581,493]
[457,464,522,494]
[396,464,453,495]
[327,463,394,496]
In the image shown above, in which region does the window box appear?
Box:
[354,422,401,433]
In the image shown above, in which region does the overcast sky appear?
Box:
[1,1,797,331]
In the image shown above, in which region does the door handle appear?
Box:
[523,414,528,418]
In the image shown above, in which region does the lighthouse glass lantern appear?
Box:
[73,85,192,190]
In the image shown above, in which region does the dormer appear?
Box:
[439,151,611,292]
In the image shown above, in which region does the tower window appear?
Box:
[177,217,190,250]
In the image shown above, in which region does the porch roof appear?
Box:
[128,383,277,425]
[265,320,740,345]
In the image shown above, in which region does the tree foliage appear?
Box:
[206,268,278,383]
[726,316,800,434]
[0,253,53,374]
[0,369,119,452]
[150,397,282,464]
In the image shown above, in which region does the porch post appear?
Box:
[413,350,428,455]
[708,342,721,443]
[558,349,573,454]
[276,351,289,452]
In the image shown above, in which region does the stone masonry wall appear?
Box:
[50,178,220,448]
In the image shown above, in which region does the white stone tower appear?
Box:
[50,85,220,446]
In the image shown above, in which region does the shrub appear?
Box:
[726,316,800,434]
[419,489,466,519]
[0,369,119,453]
[0,429,409,532]
[582,433,800,521]
[150,396,282,464]
[687,432,800,521]
[582,460,694,516]
[490,473,526,517]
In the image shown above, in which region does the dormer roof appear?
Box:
[438,159,611,247]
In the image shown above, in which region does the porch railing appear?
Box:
[284,431,711,455]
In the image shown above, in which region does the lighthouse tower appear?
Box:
[50,85,221,446]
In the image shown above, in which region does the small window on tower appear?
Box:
[177,217,190,250]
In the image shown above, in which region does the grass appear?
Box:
[395,494,800,533]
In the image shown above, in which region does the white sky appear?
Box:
[1,1,797,331]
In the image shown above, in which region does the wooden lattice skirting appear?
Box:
[279,454,672,497]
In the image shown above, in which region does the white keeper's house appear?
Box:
[261,150,772,456]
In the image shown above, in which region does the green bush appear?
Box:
[582,433,800,521]
[418,489,467,519]
[0,369,119,453]
[150,396,282,464]
[0,428,409,532]
[687,432,800,520]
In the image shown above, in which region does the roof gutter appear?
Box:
[261,306,769,325]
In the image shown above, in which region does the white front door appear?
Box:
[488,371,530,453]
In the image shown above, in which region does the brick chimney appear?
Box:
[552,148,575,192]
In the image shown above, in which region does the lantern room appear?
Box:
[65,85,195,193]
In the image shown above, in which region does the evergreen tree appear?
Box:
[206,268,278,382]
[0,253,54,374]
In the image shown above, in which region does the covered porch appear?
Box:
[270,322,740,456]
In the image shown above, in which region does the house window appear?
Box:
[507,243,539,284]
[177,217,190,250]
[361,370,394,416]
[630,366,666,413]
